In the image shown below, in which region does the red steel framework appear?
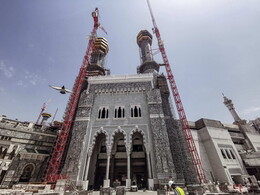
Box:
[146,0,207,183]
[45,8,100,182]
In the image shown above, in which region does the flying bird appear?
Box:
[49,85,72,94]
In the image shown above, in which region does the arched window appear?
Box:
[101,107,106,119]
[19,164,34,182]
[134,106,138,117]
[114,106,125,118]
[98,109,101,119]
[114,108,117,118]
[98,107,109,119]
[118,107,122,118]
[131,106,142,118]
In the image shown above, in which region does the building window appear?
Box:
[8,149,16,160]
[114,106,125,118]
[220,148,237,161]
[132,138,143,152]
[133,145,143,152]
[100,140,107,153]
[225,149,232,159]
[229,149,236,159]
[221,149,227,159]
[100,146,106,153]
[19,164,34,182]
[130,106,142,118]
[98,107,109,119]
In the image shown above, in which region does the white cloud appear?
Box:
[17,80,27,87]
[0,61,15,78]
[241,107,260,116]
[23,71,46,86]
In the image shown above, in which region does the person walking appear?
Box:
[170,184,185,195]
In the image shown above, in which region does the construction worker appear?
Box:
[170,184,185,195]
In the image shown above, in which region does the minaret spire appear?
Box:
[136,30,159,74]
[222,94,244,123]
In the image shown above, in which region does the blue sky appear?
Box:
[0,0,260,124]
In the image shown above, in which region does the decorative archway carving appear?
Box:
[91,127,109,147]
[129,126,146,145]
[111,126,127,146]
[19,163,35,182]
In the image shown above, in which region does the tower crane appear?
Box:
[45,8,104,183]
[146,0,207,183]
[36,101,50,125]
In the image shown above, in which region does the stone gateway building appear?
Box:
[0,115,58,188]
[61,30,196,190]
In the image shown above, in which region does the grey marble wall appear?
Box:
[61,91,93,181]
[62,73,195,186]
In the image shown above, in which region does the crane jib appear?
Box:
[146,0,207,183]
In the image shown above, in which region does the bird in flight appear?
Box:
[49,85,72,94]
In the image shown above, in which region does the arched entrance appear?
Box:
[90,133,107,190]
[19,164,34,182]
[131,132,148,189]
[110,132,127,186]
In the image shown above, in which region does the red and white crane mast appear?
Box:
[146,0,207,183]
[45,8,101,183]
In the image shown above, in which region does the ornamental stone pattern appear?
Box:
[3,157,45,187]
[88,82,153,94]
[61,73,196,187]
[61,91,94,180]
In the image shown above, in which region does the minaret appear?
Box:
[40,112,51,125]
[86,37,109,76]
[223,94,246,124]
[223,95,257,151]
[137,30,159,73]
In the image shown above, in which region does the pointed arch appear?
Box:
[129,126,146,145]
[111,127,127,146]
[91,128,109,147]
[19,163,35,182]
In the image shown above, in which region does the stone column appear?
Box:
[146,151,152,178]
[145,144,154,190]
[104,145,111,187]
[82,147,93,190]
[126,143,131,188]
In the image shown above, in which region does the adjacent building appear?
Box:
[0,114,58,188]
